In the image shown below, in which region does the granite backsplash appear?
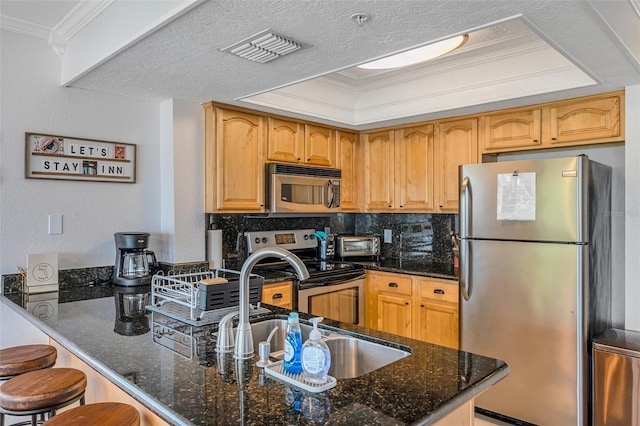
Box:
[2,213,457,294]
[209,213,458,264]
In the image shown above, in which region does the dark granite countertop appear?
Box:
[352,259,458,281]
[1,285,506,425]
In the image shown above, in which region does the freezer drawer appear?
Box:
[593,329,640,426]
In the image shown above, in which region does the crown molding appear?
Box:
[0,15,50,40]
[52,0,114,42]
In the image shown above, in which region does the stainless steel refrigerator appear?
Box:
[459,155,611,425]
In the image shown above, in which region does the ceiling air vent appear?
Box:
[221,29,302,63]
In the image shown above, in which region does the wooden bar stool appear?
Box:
[42,402,140,426]
[0,368,86,426]
[0,345,57,381]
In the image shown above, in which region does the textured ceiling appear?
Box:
[2,0,639,129]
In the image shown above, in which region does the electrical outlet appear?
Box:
[383,229,392,243]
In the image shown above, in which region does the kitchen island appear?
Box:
[0,284,507,425]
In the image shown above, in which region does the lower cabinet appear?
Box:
[366,270,459,348]
[377,293,412,337]
[261,280,293,309]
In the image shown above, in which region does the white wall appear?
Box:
[158,99,205,263]
[0,31,163,273]
[625,84,640,331]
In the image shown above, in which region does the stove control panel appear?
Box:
[245,229,318,253]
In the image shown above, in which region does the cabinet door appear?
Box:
[267,118,304,163]
[377,293,412,338]
[395,124,435,211]
[415,302,459,349]
[363,130,395,211]
[262,281,293,309]
[336,130,359,211]
[480,109,541,152]
[544,94,623,145]
[214,109,265,211]
[305,124,335,167]
[437,118,478,212]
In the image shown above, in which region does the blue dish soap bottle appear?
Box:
[301,317,331,384]
[283,312,302,374]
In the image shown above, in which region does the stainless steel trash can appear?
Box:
[593,328,640,426]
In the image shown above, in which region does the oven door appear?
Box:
[297,276,365,326]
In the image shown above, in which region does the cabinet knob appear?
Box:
[272,293,283,300]
[388,205,392,208]
[421,304,424,308]
[297,158,301,161]
[399,205,404,208]
[307,158,311,162]
[388,282,398,288]
[533,139,539,143]
[405,302,409,306]
[434,289,445,295]
[551,137,557,141]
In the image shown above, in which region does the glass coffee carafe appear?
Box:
[122,252,149,278]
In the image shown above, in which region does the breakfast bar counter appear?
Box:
[0,285,507,425]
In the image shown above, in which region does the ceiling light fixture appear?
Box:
[357,34,469,70]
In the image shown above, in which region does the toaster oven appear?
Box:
[336,235,381,258]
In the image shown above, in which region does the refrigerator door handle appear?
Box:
[461,176,471,301]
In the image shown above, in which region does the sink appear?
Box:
[245,318,411,379]
[322,336,410,379]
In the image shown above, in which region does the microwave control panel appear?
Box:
[245,229,318,254]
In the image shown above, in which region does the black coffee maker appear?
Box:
[113,232,158,286]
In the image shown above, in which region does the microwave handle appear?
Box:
[327,180,335,208]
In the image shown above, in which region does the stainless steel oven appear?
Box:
[246,229,366,326]
[297,269,365,326]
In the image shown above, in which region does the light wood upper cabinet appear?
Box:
[436,118,478,212]
[362,130,395,211]
[480,108,542,152]
[204,105,265,213]
[481,91,624,154]
[395,125,435,211]
[543,94,624,146]
[267,118,304,163]
[362,125,434,212]
[267,120,336,167]
[305,124,336,167]
[336,130,359,211]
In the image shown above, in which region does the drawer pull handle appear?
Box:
[388,282,398,288]
[272,293,283,300]
[433,289,445,295]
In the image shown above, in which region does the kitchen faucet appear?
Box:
[232,247,310,359]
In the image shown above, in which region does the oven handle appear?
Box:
[298,273,366,289]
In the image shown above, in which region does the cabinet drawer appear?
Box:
[378,274,412,296]
[419,280,458,304]
[262,281,293,308]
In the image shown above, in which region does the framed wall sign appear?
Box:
[25,132,137,183]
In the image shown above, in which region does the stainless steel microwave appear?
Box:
[266,163,341,214]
